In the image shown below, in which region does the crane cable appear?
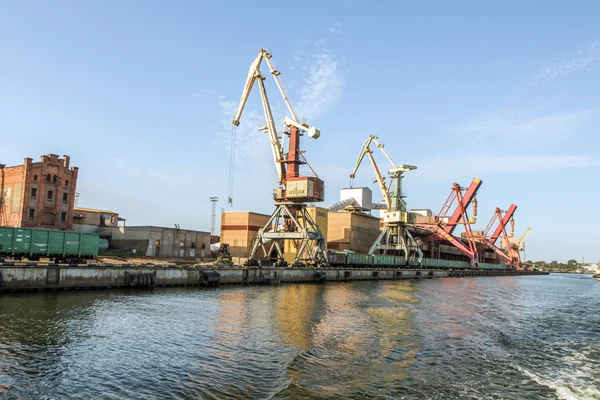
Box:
[228,125,237,206]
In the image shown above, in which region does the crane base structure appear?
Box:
[245,202,327,267]
[370,218,423,266]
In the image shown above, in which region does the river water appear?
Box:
[0,273,598,399]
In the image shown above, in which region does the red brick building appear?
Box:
[0,154,79,229]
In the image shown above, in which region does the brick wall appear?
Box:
[0,154,78,229]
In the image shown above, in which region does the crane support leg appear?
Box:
[368,224,410,264]
[247,202,327,267]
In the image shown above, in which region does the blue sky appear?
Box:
[1,1,599,262]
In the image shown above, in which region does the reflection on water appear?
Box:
[1,274,599,399]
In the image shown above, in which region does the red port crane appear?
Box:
[414,179,481,267]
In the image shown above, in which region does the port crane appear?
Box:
[231,48,327,267]
[414,179,481,267]
[517,227,531,251]
[349,135,421,264]
[478,206,518,267]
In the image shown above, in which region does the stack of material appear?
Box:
[220,211,270,258]
[415,215,436,224]
[327,211,381,254]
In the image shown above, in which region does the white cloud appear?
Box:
[296,52,344,121]
[457,109,597,143]
[191,88,216,98]
[327,21,345,36]
[535,41,600,82]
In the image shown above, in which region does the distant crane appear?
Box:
[230,48,327,267]
[209,197,218,236]
[349,134,421,265]
[479,206,518,268]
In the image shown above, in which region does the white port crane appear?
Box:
[231,48,327,267]
[349,135,422,265]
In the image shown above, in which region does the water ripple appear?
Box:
[0,275,599,399]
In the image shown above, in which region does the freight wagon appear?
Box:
[421,258,509,270]
[0,227,99,263]
[326,251,413,268]
[327,250,509,270]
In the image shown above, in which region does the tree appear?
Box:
[567,259,578,266]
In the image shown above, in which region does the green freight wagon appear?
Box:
[0,227,99,262]
[394,256,406,267]
[346,252,373,267]
[479,262,508,270]
[373,254,396,267]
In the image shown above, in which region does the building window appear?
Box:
[53,175,57,183]
[29,209,35,219]
[31,188,37,198]
[34,175,38,181]
[46,174,51,182]
[47,190,54,201]
[61,212,67,222]
[65,180,69,186]
[62,192,68,203]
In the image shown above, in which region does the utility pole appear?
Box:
[210,197,218,236]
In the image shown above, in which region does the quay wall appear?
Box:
[0,265,548,292]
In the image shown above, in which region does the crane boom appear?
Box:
[489,204,517,245]
[371,136,398,169]
[444,178,481,235]
[230,49,287,184]
[231,48,321,187]
[350,136,392,208]
[366,149,392,209]
[349,135,375,179]
[263,56,299,122]
[350,135,416,211]
[518,228,532,249]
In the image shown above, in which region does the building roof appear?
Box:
[74,207,119,215]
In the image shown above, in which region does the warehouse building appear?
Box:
[0,154,78,229]
[103,225,211,258]
[220,211,271,258]
[327,211,381,253]
[72,207,125,233]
